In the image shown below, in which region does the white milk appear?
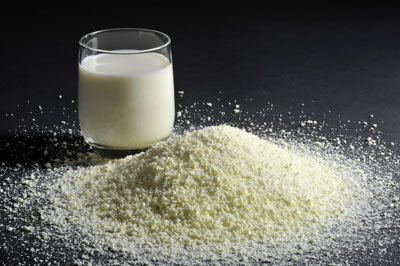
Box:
[78,52,174,149]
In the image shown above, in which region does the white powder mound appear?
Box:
[2,96,399,265]
[41,125,368,264]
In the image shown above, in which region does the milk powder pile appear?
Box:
[2,97,399,265]
[39,125,368,264]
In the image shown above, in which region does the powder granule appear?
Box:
[55,125,362,248]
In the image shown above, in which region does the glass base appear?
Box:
[86,135,171,158]
[88,142,151,158]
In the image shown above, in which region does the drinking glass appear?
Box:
[78,28,174,156]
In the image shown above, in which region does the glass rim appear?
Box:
[79,28,171,54]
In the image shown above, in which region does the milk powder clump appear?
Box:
[49,125,364,257]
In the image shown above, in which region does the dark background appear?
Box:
[1,6,400,140]
[1,5,400,265]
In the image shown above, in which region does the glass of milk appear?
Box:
[78,28,175,154]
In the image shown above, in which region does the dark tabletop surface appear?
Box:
[1,5,400,265]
